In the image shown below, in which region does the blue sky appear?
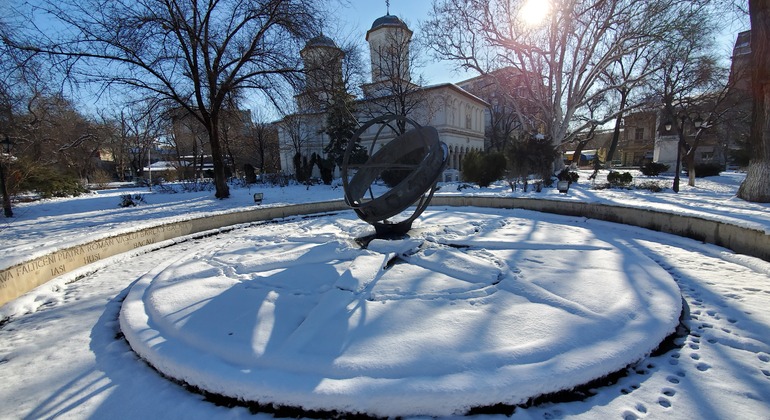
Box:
[325,0,748,87]
[327,0,473,85]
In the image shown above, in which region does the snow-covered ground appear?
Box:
[1,171,770,419]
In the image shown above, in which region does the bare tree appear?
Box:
[459,68,534,152]
[111,101,168,181]
[279,113,313,179]
[6,0,323,198]
[653,13,728,190]
[249,121,279,176]
[423,0,713,153]
[597,13,669,174]
[738,0,770,202]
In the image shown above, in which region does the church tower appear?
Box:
[365,13,412,87]
[297,33,345,112]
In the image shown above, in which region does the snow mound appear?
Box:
[119,210,682,417]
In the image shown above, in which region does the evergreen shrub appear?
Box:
[640,162,669,176]
[119,193,146,207]
[462,151,507,187]
[692,163,722,178]
[636,181,666,192]
[557,169,579,183]
[607,171,633,187]
[18,166,88,198]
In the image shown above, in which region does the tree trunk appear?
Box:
[570,141,589,169]
[208,118,230,199]
[687,153,697,187]
[738,0,770,202]
[605,90,628,168]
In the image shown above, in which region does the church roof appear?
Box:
[305,34,338,49]
[370,14,408,31]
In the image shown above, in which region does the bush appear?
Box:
[640,162,670,177]
[119,193,146,207]
[556,169,579,183]
[506,135,559,191]
[17,166,88,198]
[312,154,334,185]
[179,179,215,192]
[691,163,722,178]
[462,151,507,187]
[607,171,633,187]
[636,181,666,192]
[89,168,114,188]
[157,170,178,183]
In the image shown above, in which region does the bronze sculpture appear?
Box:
[342,114,448,236]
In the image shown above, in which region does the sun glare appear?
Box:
[519,0,550,27]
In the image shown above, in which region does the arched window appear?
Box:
[465,104,472,129]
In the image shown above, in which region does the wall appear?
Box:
[0,200,349,308]
[431,196,770,262]
[2,197,768,308]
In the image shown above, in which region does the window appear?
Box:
[634,127,644,141]
[701,151,714,160]
[465,110,472,129]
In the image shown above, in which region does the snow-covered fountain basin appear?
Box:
[119,207,681,417]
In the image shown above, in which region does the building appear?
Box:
[619,111,656,167]
[276,12,487,179]
[456,68,543,153]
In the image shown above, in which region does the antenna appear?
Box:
[386,0,390,15]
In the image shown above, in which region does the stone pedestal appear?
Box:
[654,135,679,171]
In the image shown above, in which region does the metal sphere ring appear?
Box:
[342,114,448,236]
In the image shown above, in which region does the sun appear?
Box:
[518,0,550,27]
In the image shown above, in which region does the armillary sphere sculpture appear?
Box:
[342,114,448,236]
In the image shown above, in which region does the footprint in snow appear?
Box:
[622,410,640,420]
[662,387,676,397]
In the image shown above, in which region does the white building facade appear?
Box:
[276,13,486,178]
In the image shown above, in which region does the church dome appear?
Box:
[305,34,338,49]
[370,14,408,31]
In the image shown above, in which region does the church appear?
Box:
[275,11,488,181]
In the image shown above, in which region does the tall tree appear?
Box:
[738,0,770,202]
[423,0,712,153]
[653,12,726,190]
[115,101,168,181]
[6,0,323,198]
[324,89,365,171]
[279,113,313,180]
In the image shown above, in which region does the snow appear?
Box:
[1,171,770,419]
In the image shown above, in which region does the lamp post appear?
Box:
[147,144,152,192]
[1,135,15,217]
[661,120,682,192]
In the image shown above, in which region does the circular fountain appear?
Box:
[119,208,682,417]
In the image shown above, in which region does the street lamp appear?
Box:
[671,119,683,192]
[1,135,15,217]
[147,144,152,192]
